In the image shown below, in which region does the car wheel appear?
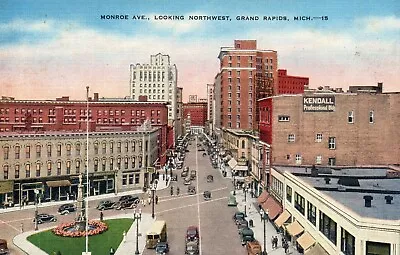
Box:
[37,220,42,224]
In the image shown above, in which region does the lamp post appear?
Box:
[133,208,142,255]
[114,167,119,195]
[262,209,269,255]
[149,180,158,219]
[34,189,39,231]
[233,170,236,195]
[243,185,249,216]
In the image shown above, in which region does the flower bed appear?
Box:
[52,220,108,237]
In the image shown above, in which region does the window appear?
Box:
[76,160,80,174]
[3,146,9,160]
[341,228,355,255]
[328,157,336,166]
[295,154,302,164]
[102,158,106,171]
[122,174,127,186]
[294,192,305,215]
[25,145,31,159]
[278,115,290,122]
[135,174,140,184]
[129,174,134,184]
[47,162,52,176]
[307,201,317,226]
[369,110,374,123]
[57,161,62,175]
[319,212,337,245]
[66,144,71,156]
[15,164,20,178]
[76,143,81,156]
[3,165,9,179]
[288,134,295,143]
[125,141,129,153]
[316,133,323,142]
[366,242,390,255]
[15,146,20,159]
[36,162,41,177]
[241,140,245,149]
[131,157,136,169]
[117,142,121,153]
[286,185,292,203]
[117,157,121,170]
[25,163,31,178]
[316,155,322,164]
[328,137,336,149]
[124,157,129,169]
[348,111,354,123]
[94,158,98,172]
[57,144,62,156]
[110,142,114,153]
[102,142,106,154]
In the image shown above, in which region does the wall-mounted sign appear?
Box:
[303,96,336,112]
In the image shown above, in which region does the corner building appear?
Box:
[216,40,278,130]
[258,92,400,166]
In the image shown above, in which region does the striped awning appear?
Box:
[297,232,315,251]
[274,210,291,228]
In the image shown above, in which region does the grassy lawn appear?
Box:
[27,218,134,255]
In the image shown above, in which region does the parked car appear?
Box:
[0,239,9,255]
[58,203,76,215]
[119,195,140,203]
[188,185,196,195]
[181,170,189,178]
[155,242,169,255]
[114,200,138,210]
[240,228,255,246]
[190,170,197,180]
[184,176,191,185]
[96,200,115,210]
[233,212,246,223]
[33,213,57,224]
[203,191,211,201]
[186,226,199,242]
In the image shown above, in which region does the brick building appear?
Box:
[258,92,400,166]
[0,94,171,164]
[215,40,278,130]
[277,69,309,94]
[183,102,207,127]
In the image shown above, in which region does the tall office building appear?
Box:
[130,53,178,141]
[216,40,278,130]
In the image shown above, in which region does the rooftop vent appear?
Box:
[311,165,318,177]
[338,177,360,187]
[384,195,393,204]
[363,195,373,207]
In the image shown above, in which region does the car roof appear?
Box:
[187,225,198,230]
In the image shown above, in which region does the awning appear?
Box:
[297,232,315,251]
[261,196,282,220]
[285,220,304,236]
[274,210,291,228]
[46,180,71,187]
[234,165,248,171]
[257,190,269,204]
[228,158,237,169]
[305,243,329,255]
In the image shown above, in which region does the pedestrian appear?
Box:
[109,247,115,255]
[170,186,173,196]
[260,210,263,222]
[100,211,104,222]
[147,197,151,205]
[20,223,24,233]
[122,230,126,243]
[155,195,159,204]
[176,187,180,196]
[283,241,289,254]
[141,198,146,207]
[274,236,279,248]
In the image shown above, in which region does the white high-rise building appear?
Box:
[130,53,178,137]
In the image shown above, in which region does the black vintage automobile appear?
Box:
[188,185,196,195]
[58,203,76,215]
[96,200,115,210]
[206,175,214,182]
[33,213,57,224]
[203,191,211,201]
[155,242,169,255]
[114,195,140,210]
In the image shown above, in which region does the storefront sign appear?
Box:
[0,181,14,194]
[303,96,336,112]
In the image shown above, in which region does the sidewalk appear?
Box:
[1,176,171,215]
[235,189,302,255]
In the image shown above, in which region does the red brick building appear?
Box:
[183,102,207,126]
[277,69,309,94]
[0,94,171,165]
[258,91,400,166]
[216,40,278,130]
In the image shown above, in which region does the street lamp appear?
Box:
[262,209,269,255]
[233,170,237,195]
[133,208,142,255]
[243,185,249,217]
[114,167,120,195]
[149,180,158,219]
[34,189,39,231]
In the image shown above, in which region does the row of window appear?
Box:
[2,140,150,160]
[287,134,336,149]
[2,156,145,179]
[287,187,355,254]
[277,111,375,124]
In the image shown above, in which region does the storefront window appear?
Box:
[341,228,355,255]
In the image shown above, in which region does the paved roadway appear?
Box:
[0,136,247,255]
[143,136,245,255]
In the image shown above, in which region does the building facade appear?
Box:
[0,128,159,206]
[277,69,309,95]
[258,92,400,166]
[183,102,208,127]
[176,87,184,139]
[216,39,278,130]
[129,53,178,141]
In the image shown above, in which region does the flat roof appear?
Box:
[275,166,400,220]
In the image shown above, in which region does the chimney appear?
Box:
[324,177,331,184]
[384,195,393,204]
[363,195,373,207]
[94,93,99,101]
[311,165,318,177]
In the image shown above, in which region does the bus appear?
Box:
[146,220,167,249]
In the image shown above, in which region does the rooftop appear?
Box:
[275,166,400,220]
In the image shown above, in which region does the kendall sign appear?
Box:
[303,96,336,112]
